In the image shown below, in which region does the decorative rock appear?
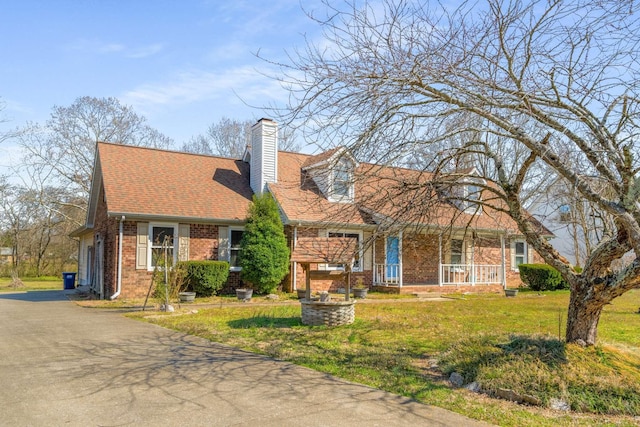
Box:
[550,398,570,411]
[522,394,542,406]
[160,304,175,312]
[496,388,522,402]
[449,372,464,388]
[266,294,279,300]
[465,382,481,393]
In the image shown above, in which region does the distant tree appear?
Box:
[238,193,290,294]
[276,0,640,345]
[6,97,173,276]
[18,96,173,202]
[182,117,300,157]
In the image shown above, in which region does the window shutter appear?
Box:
[218,226,229,261]
[178,224,190,262]
[136,222,149,270]
[363,231,372,270]
[509,240,515,271]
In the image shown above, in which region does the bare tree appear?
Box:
[18,96,173,203]
[182,117,300,157]
[274,0,640,345]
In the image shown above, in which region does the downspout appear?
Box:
[500,234,507,289]
[110,215,125,300]
[398,230,403,288]
[438,234,443,286]
[292,225,298,291]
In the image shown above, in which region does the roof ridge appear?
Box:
[97,141,246,161]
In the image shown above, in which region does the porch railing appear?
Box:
[373,263,400,286]
[440,264,502,285]
[374,263,502,286]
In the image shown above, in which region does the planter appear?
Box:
[353,288,368,299]
[236,288,253,302]
[297,288,307,299]
[300,299,356,326]
[504,289,518,297]
[178,292,196,303]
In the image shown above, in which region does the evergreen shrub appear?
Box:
[179,260,229,296]
[239,194,290,294]
[518,264,569,291]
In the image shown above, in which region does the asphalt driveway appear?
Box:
[0,290,491,426]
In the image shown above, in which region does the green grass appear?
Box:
[0,276,64,291]
[125,290,640,426]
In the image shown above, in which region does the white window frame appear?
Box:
[511,239,528,271]
[329,159,354,202]
[147,222,178,271]
[463,182,483,214]
[558,204,571,223]
[323,229,363,272]
[228,227,245,272]
[450,239,465,265]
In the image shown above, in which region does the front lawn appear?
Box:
[0,276,63,292]
[130,289,640,426]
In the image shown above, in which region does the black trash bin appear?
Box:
[62,272,77,290]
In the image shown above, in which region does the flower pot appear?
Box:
[178,292,196,303]
[353,288,368,299]
[297,289,307,299]
[505,289,518,297]
[236,288,253,302]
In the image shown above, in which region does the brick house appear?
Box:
[73,119,548,299]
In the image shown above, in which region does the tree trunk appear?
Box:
[565,288,605,345]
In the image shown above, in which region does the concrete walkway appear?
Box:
[0,290,492,426]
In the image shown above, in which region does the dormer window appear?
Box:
[464,183,482,213]
[302,147,358,203]
[332,159,353,201]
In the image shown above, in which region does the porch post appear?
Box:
[500,234,507,289]
[372,235,376,285]
[398,230,403,288]
[438,233,442,287]
[470,239,475,286]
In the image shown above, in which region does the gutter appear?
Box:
[111,215,125,300]
[107,212,246,226]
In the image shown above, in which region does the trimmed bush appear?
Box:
[519,264,569,291]
[179,260,229,296]
[239,193,290,294]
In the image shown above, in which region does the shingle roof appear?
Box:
[271,151,546,234]
[97,142,253,221]
[95,142,550,236]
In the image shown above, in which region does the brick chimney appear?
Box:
[250,118,278,195]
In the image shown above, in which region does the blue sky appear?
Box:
[0,0,325,168]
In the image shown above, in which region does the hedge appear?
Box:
[178,260,229,296]
[518,263,569,291]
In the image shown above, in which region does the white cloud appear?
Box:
[127,43,164,59]
[65,39,162,58]
[121,66,288,113]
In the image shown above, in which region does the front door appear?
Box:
[386,236,399,280]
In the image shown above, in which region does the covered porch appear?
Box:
[372,231,507,290]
